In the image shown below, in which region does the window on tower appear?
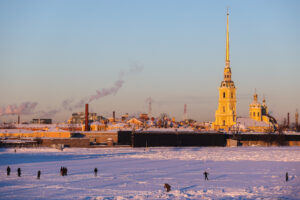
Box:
[231,92,233,98]
[223,106,225,113]
[223,120,225,126]
[223,92,226,98]
[253,112,256,117]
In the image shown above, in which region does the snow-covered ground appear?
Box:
[0,147,299,200]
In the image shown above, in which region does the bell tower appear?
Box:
[213,10,237,130]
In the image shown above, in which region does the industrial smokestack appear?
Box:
[148,99,152,118]
[184,104,187,121]
[17,115,20,124]
[85,104,89,131]
[113,111,115,122]
[296,109,299,129]
[287,112,290,128]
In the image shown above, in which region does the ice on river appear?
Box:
[0,147,299,200]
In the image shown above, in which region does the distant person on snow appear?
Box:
[94,168,98,176]
[204,171,209,180]
[286,172,289,182]
[7,166,11,176]
[37,170,41,179]
[17,168,21,177]
[60,167,68,176]
[164,183,171,192]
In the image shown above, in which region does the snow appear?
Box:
[90,122,103,125]
[237,117,270,127]
[284,131,300,135]
[0,129,33,133]
[0,147,300,200]
[111,123,127,128]
[139,128,195,132]
[0,140,36,144]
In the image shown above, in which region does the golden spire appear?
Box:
[223,8,232,82]
[225,8,230,68]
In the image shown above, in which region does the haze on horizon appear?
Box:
[0,0,299,123]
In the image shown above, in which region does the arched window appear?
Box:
[223,106,225,113]
[258,112,260,117]
[223,92,226,98]
[253,112,256,117]
[223,120,225,126]
[231,92,233,98]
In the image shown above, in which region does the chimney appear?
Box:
[283,118,286,127]
[17,115,20,124]
[85,104,89,131]
[113,111,116,122]
[148,97,152,118]
[287,112,290,128]
[296,109,299,128]
[184,104,187,121]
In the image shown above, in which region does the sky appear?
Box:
[0,0,299,123]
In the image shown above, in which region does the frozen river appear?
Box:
[0,147,299,199]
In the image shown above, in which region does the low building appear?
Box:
[235,117,273,133]
[31,119,52,124]
[89,122,106,131]
[0,128,71,138]
[127,118,143,128]
[68,112,101,124]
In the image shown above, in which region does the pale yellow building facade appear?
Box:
[249,91,276,128]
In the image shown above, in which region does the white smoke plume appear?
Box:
[71,63,144,109]
[37,108,60,118]
[87,79,124,103]
[0,102,38,116]
[0,64,144,119]
[62,98,74,111]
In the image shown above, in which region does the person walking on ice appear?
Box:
[204,171,209,180]
[17,168,21,177]
[7,166,11,176]
[37,170,41,179]
[94,168,98,177]
[164,183,171,192]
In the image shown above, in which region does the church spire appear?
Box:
[223,9,232,82]
[225,8,230,68]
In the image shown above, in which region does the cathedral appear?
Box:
[247,91,278,131]
[212,10,237,131]
[249,91,269,122]
[212,11,277,132]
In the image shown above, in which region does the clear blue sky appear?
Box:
[0,0,299,123]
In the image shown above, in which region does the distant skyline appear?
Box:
[0,0,299,123]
